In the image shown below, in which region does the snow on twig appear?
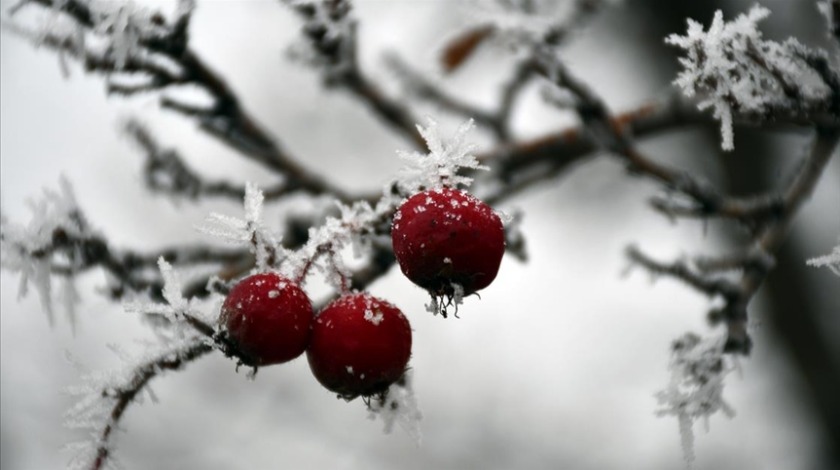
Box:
[807,239,840,276]
[667,5,833,150]
[655,333,736,469]
[0,177,88,329]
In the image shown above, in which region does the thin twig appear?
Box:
[89,339,213,470]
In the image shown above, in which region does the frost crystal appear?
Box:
[156,257,188,313]
[6,0,192,75]
[807,239,840,276]
[0,177,88,329]
[64,338,204,470]
[397,118,487,194]
[367,371,423,445]
[666,5,832,151]
[655,333,736,469]
[197,182,283,271]
[285,199,377,289]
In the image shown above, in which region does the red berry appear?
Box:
[307,293,412,398]
[220,272,313,366]
[391,187,505,299]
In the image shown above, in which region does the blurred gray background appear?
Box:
[1,1,839,469]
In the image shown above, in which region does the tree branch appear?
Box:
[86,339,213,470]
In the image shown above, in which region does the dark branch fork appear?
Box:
[525,42,838,353]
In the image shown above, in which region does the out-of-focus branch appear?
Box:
[282,0,425,149]
[738,127,840,300]
[2,218,247,302]
[386,54,538,143]
[8,0,352,202]
[385,54,503,137]
[123,120,298,201]
[86,339,213,470]
[524,39,839,353]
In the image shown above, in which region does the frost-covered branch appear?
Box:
[0,178,249,318]
[384,54,504,137]
[518,5,839,358]
[529,48,757,227]
[627,128,839,354]
[123,119,277,201]
[283,0,425,148]
[667,5,840,150]
[625,246,741,299]
[65,339,212,470]
[6,0,349,201]
[655,333,736,468]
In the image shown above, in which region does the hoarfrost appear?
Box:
[197,182,284,272]
[6,0,193,77]
[666,5,832,151]
[396,118,487,194]
[655,332,736,469]
[367,371,423,446]
[807,239,840,276]
[0,177,88,328]
[64,337,205,470]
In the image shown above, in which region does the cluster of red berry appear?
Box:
[218,188,505,399]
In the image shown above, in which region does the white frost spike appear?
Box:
[655,332,736,469]
[158,257,187,311]
[367,371,423,445]
[244,182,264,226]
[64,338,203,470]
[0,176,86,328]
[196,182,282,271]
[666,6,831,151]
[397,118,487,193]
[807,239,840,276]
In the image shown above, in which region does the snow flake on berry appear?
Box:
[364,308,385,325]
[367,371,422,445]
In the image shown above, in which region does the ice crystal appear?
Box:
[64,338,204,470]
[367,371,423,445]
[6,0,193,75]
[397,118,487,194]
[0,177,88,329]
[655,332,736,469]
[285,199,378,290]
[197,182,284,272]
[807,239,840,276]
[666,5,832,150]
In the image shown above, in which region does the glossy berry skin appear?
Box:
[391,187,505,297]
[220,273,313,366]
[307,293,412,398]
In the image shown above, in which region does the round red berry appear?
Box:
[391,187,505,298]
[220,272,313,366]
[307,293,412,398]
